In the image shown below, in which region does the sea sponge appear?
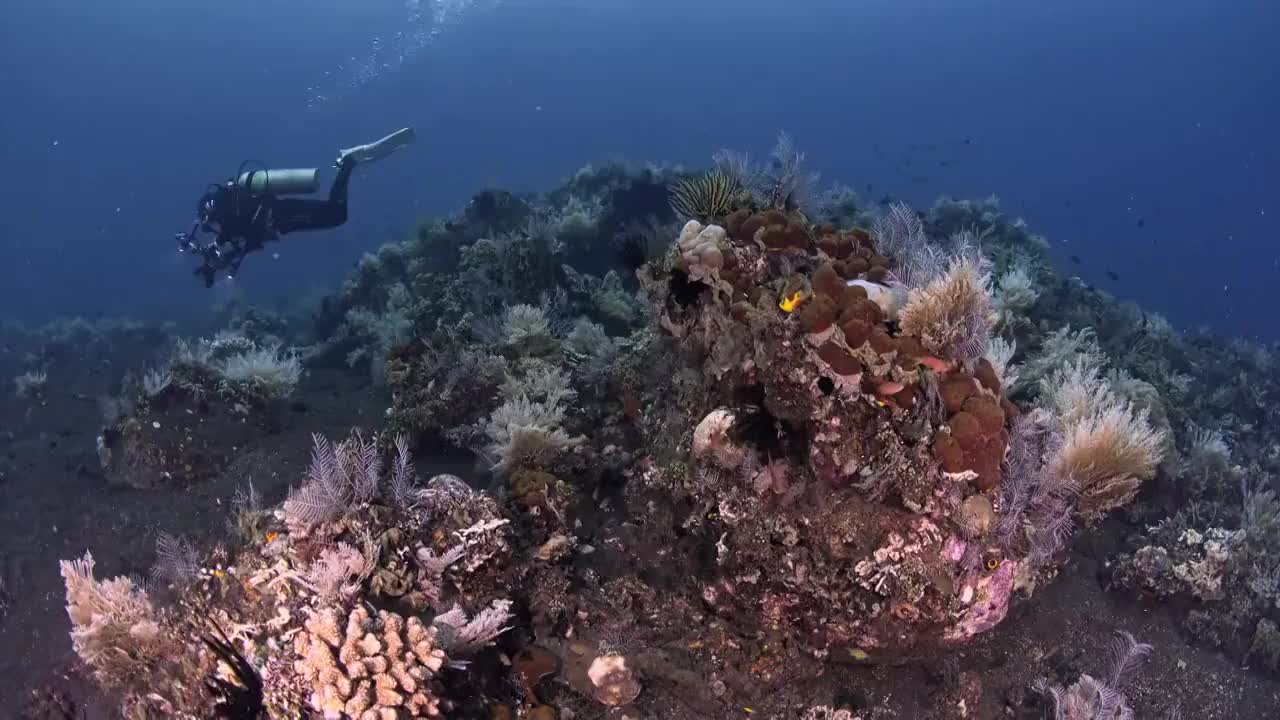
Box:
[934,432,967,473]
[963,395,1006,435]
[839,295,884,327]
[840,318,873,350]
[1001,396,1021,422]
[839,256,871,278]
[941,374,979,414]
[868,327,897,356]
[895,336,927,369]
[973,358,1001,395]
[750,210,811,251]
[949,412,983,450]
[937,399,1008,491]
[848,227,873,249]
[816,230,852,259]
[812,262,847,304]
[817,343,863,376]
[799,295,838,335]
[731,210,766,244]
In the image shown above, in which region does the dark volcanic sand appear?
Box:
[1,333,1277,719]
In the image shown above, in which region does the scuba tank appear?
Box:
[234,168,318,195]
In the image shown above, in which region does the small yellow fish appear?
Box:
[779,290,806,313]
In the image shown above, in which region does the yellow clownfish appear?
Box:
[779,290,806,313]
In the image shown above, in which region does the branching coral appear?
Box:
[294,605,446,717]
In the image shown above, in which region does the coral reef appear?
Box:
[43,145,1280,720]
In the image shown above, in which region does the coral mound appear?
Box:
[633,200,1162,658]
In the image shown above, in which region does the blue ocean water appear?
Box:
[1,0,1275,339]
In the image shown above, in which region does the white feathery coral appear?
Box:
[1042,360,1166,521]
[897,253,996,363]
[985,336,1019,390]
[217,343,302,399]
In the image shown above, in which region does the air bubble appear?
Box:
[305,0,500,107]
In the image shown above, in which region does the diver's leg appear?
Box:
[273,162,354,233]
[336,127,416,166]
[274,198,345,234]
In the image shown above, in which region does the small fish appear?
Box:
[779,291,806,313]
[918,356,951,373]
[1069,255,1082,264]
[1106,270,1120,281]
[1137,218,1145,228]
[876,381,905,396]
[963,137,973,145]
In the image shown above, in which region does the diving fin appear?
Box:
[336,127,416,166]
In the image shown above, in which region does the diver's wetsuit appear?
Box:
[266,159,354,234]
[184,159,356,286]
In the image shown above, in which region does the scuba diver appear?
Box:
[176,127,415,287]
